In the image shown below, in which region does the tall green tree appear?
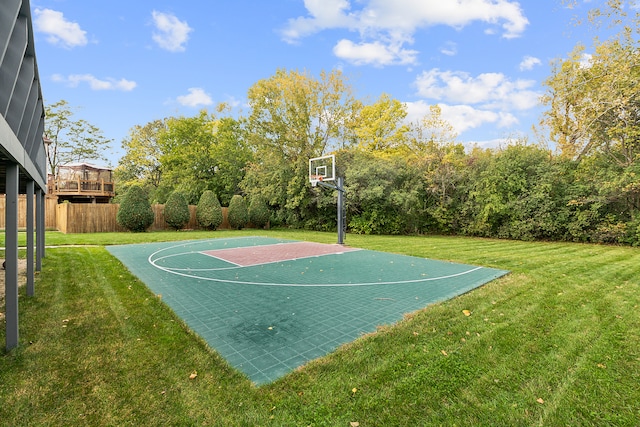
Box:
[157,111,251,205]
[114,119,166,201]
[542,38,640,164]
[541,0,640,226]
[242,68,356,225]
[45,100,112,177]
[542,0,640,165]
[350,93,409,154]
[342,150,422,235]
[462,143,570,240]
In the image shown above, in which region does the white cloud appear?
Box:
[281,0,356,42]
[52,74,137,91]
[33,8,88,48]
[283,0,528,41]
[406,100,517,134]
[281,0,528,66]
[579,53,593,68]
[407,67,541,137]
[151,11,193,52]
[333,39,417,66]
[414,68,541,111]
[177,88,213,107]
[519,55,541,71]
[440,41,457,56]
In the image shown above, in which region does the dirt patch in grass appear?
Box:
[0,259,27,321]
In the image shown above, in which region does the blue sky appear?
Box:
[30,0,601,166]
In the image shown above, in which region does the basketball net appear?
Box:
[310,175,324,187]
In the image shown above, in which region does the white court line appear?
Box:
[151,262,484,287]
[153,251,244,269]
[147,239,486,287]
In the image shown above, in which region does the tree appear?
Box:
[116,185,155,232]
[542,40,640,164]
[163,191,191,230]
[45,100,112,176]
[541,1,640,165]
[350,93,409,154]
[343,151,421,235]
[196,190,223,230]
[540,0,640,226]
[114,120,165,199]
[227,195,248,229]
[157,111,251,205]
[405,105,458,157]
[242,68,356,226]
[461,143,570,240]
[207,117,253,206]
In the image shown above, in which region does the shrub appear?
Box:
[227,195,248,229]
[116,185,155,232]
[164,191,191,230]
[196,190,223,230]
[248,195,270,229]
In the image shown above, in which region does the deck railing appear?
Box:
[50,178,115,196]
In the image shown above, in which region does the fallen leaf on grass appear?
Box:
[536,398,544,404]
[441,350,448,356]
[597,363,606,369]
[351,387,358,394]
[462,310,471,316]
[350,422,360,427]
[189,371,198,380]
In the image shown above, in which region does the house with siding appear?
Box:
[1,0,48,350]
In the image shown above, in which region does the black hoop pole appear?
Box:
[316,176,345,245]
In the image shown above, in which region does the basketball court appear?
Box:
[107,236,508,385]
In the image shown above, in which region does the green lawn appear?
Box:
[1,230,639,426]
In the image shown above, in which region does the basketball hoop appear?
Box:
[309,155,335,186]
[308,154,345,245]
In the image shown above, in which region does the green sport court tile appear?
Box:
[107,236,508,385]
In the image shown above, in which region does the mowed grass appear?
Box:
[1,230,639,426]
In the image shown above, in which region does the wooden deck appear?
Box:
[49,178,115,202]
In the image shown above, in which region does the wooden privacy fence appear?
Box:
[56,204,230,233]
[0,195,230,233]
[0,195,58,229]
